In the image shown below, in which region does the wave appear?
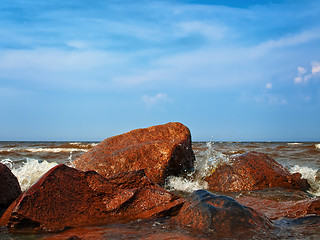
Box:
[290,165,320,196]
[0,147,89,154]
[2,158,58,192]
[165,142,230,193]
[165,176,208,193]
[287,142,303,146]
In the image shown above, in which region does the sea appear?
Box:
[0,141,320,239]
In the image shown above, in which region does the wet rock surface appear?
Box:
[237,195,320,220]
[41,222,209,240]
[0,164,184,232]
[205,151,309,192]
[0,163,21,217]
[72,122,195,185]
[173,189,272,239]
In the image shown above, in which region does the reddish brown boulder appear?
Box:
[0,163,21,216]
[205,151,309,192]
[173,190,272,239]
[237,196,320,220]
[72,122,195,185]
[0,164,184,232]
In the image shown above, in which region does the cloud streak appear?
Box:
[142,93,171,109]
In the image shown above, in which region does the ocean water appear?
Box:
[1,141,320,239]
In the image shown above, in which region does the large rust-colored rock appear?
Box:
[0,164,184,232]
[205,151,309,192]
[72,122,195,185]
[0,163,21,216]
[237,196,320,220]
[173,190,272,239]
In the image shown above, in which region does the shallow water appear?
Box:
[1,141,320,239]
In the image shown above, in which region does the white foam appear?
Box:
[194,142,230,179]
[0,158,14,169]
[287,142,302,146]
[0,147,88,153]
[70,142,98,147]
[165,176,208,193]
[290,165,320,196]
[315,143,320,149]
[165,142,229,193]
[11,158,58,192]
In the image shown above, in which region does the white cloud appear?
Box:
[298,66,307,75]
[311,61,320,74]
[176,21,227,41]
[142,93,171,108]
[66,40,90,49]
[0,48,130,91]
[254,93,287,105]
[294,61,320,84]
[265,83,272,89]
[294,76,303,84]
[252,29,320,57]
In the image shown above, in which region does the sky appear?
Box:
[0,0,320,141]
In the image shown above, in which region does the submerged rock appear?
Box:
[173,190,272,238]
[73,122,195,185]
[0,163,21,216]
[205,151,309,192]
[0,164,184,232]
[237,196,320,220]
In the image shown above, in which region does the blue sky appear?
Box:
[0,0,320,141]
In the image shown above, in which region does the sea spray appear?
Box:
[3,158,58,192]
[290,165,320,196]
[165,142,230,192]
[0,158,13,169]
[165,176,208,192]
[194,141,230,179]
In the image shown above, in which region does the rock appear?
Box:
[173,190,272,238]
[0,164,184,232]
[205,151,309,192]
[237,196,320,220]
[0,163,22,216]
[72,122,195,185]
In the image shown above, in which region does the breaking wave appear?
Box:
[0,147,89,153]
[1,158,58,192]
[290,165,320,196]
[165,142,230,193]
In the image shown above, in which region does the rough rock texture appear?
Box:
[173,190,272,239]
[0,163,21,216]
[205,151,309,192]
[237,196,320,220]
[72,122,195,185]
[0,164,184,232]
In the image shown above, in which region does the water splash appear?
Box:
[165,142,230,193]
[5,158,58,192]
[290,165,320,196]
[165,176,208,192]
[0,158,14,169]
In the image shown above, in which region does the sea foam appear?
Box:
[0,147,88,153]
[165,176,208,192]
[165,142,229,193]
[290,165,320,196]
[1,158,58,192]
